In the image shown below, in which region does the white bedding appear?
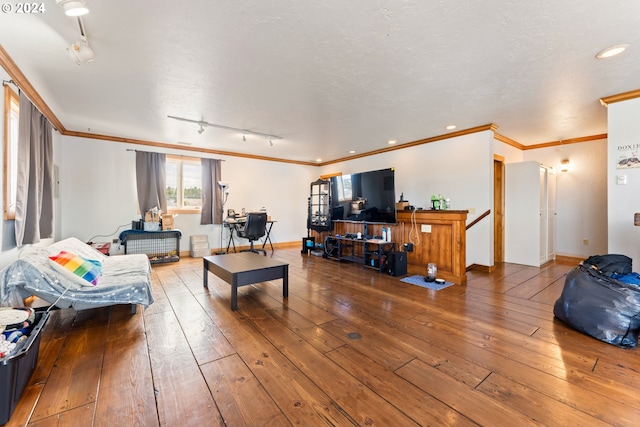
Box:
[0,237,153,310]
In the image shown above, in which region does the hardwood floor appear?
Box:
[6,248,640,426]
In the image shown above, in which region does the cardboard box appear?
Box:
[396,201,409,211]
[160,214,174,230]
[190,235,208,243]
[144,211,160,223]
[190,248,210,258]
[191,241,209,251]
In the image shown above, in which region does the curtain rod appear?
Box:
[2,79,18,89]
[126,148,225,161]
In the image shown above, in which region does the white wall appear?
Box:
[523,139,608,259]
[58,136,317,252]
[321,131,495,267]
[607,98,640,269]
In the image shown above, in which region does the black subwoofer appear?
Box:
[388,251,407,276]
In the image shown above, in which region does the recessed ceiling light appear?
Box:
[316,158,322,162]
[446,124,457,130]
[388,140,396,145]
[349,150,356,154]
[596,44,630,59]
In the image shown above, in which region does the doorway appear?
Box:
[494,156,505,263]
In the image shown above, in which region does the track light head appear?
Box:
[67,37,94,65]
[269,139,274,146]
[56,0,89,16]
[197,125,205,134]
[243,134,246,142]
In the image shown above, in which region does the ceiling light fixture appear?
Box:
[242,134,246,142]
[167,115,283,141]
[388,140,397,145]
[66,17,94,65]
[56,0,89,16]
[269,139,273,146]
[446,124,457,130]
[197,124,205,134]
[596,44,630,59]
[68,36,94,65]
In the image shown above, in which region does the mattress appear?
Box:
[0,237,153,311]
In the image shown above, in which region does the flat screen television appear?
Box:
[330,167,396,224]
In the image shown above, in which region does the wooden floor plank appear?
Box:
[396,358,540,426]
[9,251,640,426]
[93,308,159,427]
[30,323,108,421]
[144,309,225,426]
[326,345,479,427]
[200,354,291,426]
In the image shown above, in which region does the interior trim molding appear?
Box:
[523,133,608,150]
[494,132,525,150]
[600,88,640,106]
[0,44,66,133]
[320,124,499,166]
[0,44,613,166]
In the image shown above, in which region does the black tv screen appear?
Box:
[330,168,396,224]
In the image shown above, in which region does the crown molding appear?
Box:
[0,44,610,166]
[600,89,640,106]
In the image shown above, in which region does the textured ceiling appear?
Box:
[1,1,640,163]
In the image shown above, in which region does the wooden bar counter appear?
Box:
[395,210,467,284]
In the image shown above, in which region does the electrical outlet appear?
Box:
[582,238,589,245]
[421,224,432,233]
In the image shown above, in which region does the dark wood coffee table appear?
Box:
[203,252,289,310]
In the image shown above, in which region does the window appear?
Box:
[335,174,353,202]
[166,155,202,213]
[3,85,19,220]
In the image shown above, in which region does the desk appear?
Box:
[203,253,288,310]
[224,219,276,254]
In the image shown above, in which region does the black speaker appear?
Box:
[388,251,407,276]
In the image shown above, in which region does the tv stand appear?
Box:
[324,235,395,273]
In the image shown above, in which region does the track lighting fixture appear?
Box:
[56,0,89,16]
[68,36,94,65]
[269,139,274,146]
[243,134,246,142]
[167,115,283,141]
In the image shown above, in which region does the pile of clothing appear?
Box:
[0,307,36,359]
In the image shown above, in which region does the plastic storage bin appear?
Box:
[0,311,49,425]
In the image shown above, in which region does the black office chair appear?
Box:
[237,212,267,255]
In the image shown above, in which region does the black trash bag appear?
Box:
[553,263,640,348]
[582,254,632,277]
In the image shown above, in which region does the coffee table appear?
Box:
[203,252,289,310]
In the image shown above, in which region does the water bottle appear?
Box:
[382,227,387,241]
[387,228,391,242]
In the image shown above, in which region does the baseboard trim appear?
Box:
[466,263,496,273]
[182,240,302,258]
[555,254,584,265]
